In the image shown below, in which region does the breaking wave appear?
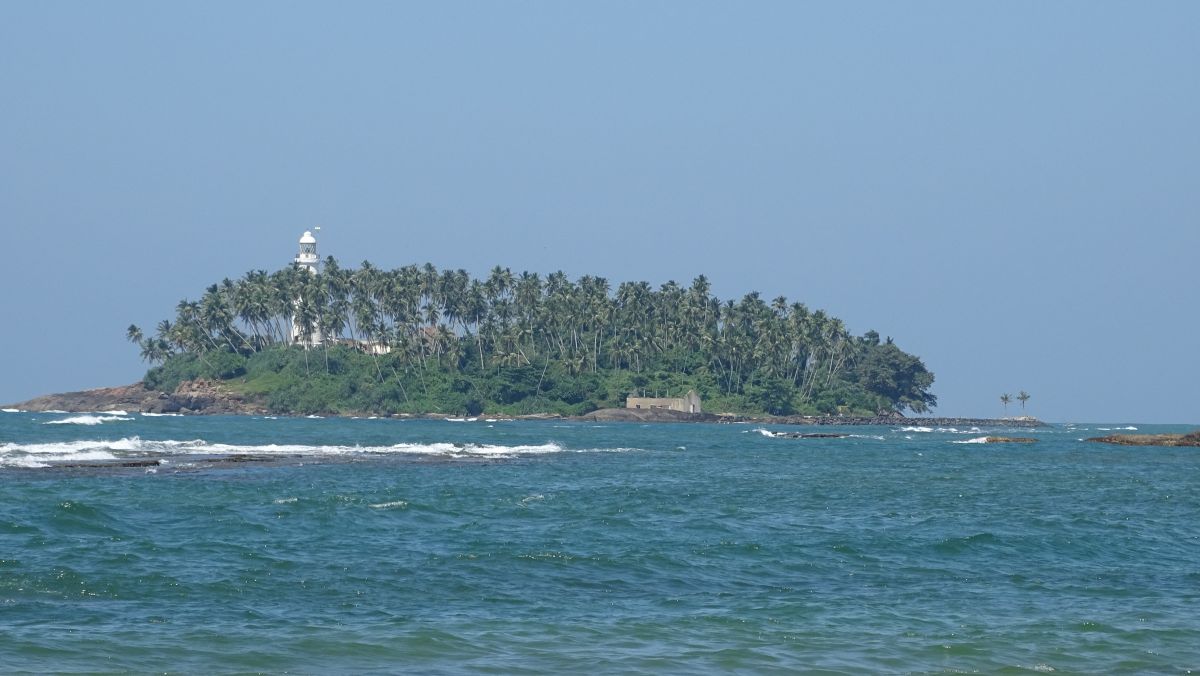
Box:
[0,437,621,467]
[952,437,991,444]
[899,426,983,435]
[43,415,134,426]
[2,408,22,413]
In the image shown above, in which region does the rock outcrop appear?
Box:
[6,380,264,415]
[1087,431,1200,447]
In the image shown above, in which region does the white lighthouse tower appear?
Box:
[294,230,320,274]
[290,229,323,346]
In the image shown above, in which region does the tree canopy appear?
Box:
[128,259,937,416]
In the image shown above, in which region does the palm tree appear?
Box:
[1017,391,1030,410]
[1001,393,1012,413]
[127,252,944,416]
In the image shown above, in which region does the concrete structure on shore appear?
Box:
[625,390,702,414]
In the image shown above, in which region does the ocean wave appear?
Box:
[0,440,119,467]
[753,428,782,438]
[43,415,133,426]
[899,426,983,434]
[952,437,991,444]
[1,408,22,413]
[368,500,408,509]
[0,436,583,467]
[140,412,182,417]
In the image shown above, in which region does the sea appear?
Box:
[2,410,1198,674]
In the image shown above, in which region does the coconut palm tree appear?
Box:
[1001,393,1012,413]
[128,252,945,416]
[1017,391,1030,410]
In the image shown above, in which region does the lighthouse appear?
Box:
[294,230,319,275]
[291,230,323,346]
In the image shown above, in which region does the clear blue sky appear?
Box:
[2,2,1197,423]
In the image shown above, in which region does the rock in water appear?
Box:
[1086,431,1200,447]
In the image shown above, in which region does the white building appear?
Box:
[294,230,319,273]
[291,230,323,346]
[626,390,702,414]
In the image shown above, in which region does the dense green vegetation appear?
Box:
[127,260,936,416]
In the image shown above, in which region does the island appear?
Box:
[9,231,958,423]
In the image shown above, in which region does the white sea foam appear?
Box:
[369,500,408,509]
[141,412,182,417]
[2,408,22,413]
[849,434,886,440]
[274,497,298,504]
[952,437,991,444]
[0,436,596,467]
[901,425,985,435]
[43,415,133,426]
[305,415,323,419]
[754,428,782,438]
[0,440,119,467]
[3,456,50,468]
[98,410,129,416]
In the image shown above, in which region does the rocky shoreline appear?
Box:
[5,382,1045,428]
[576,407,1044,427]
[6,381,266,416]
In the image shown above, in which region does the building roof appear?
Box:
[299,231,317,244]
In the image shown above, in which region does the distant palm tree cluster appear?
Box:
[128,258,937,413]
[1000,391,1031,413]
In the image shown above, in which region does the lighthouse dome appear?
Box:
[299,231,317,244]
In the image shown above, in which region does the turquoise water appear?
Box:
[2,412,1198,673]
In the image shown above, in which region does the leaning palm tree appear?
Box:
[1017,391,1030,410]
[1000,393,1012,413]
[126,324,143,345]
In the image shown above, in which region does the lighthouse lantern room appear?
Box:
[294,230,319,274]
